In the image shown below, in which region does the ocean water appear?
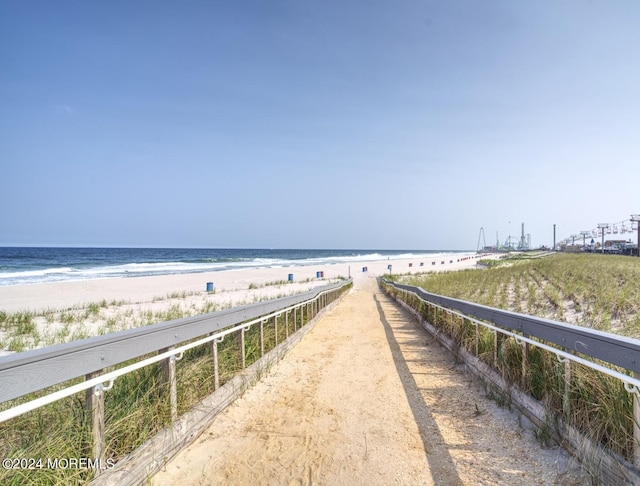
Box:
[0,247,467,287]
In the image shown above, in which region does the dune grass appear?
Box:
[384,253,640,463]
[394,252,640,337]
[0,277,346,353]
[0,282,350,485]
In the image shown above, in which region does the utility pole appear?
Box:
[597,223,610,254]
[631,215,640,257]
[581,231,590,249]
[553,224,556,251]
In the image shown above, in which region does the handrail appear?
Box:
[380,277,640,483]
[0,291,333,423]
[380,278,640,376]
[0,279,351,404]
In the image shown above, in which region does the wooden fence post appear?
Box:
[563,351,572,421]
[275,315,278,346]
[285,311,289,338]
[239,329,246,369]
[299,305,303,329]
[634,372,640,468]
[160,347,178,423]
[521,341,529,389]
[211,337,220,391]
[85,371,105,476]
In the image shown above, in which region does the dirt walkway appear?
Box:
[152,275,586,485]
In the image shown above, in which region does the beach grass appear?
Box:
[384,252,640,462]
[0,278,345,353]
[0,281,351,485]
[394,252,640,337]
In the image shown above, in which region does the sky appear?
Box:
[1,1,639,250]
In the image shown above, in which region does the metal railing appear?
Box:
[381,279,640,388]
[380,278,640,483]
[0,279,352,481]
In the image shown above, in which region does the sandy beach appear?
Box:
[0,253,486,314]
[0,252,490,353]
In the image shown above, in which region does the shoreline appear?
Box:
[0,253,488,314]
[0,252,496,353]
[0,248,473,288]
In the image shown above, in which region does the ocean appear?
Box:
[0,247,467,287]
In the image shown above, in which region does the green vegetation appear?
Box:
[0,278,346,353]
[248,277,318,290]
[0,282,351,485]
[393,253,640,336]
[383,253,640,464]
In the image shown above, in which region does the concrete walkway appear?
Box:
[152,275,585,485]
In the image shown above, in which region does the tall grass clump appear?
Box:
[0,384,92,485]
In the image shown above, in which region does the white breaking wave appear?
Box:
[0,251,464,287]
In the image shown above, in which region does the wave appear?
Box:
[0,249,469,287]
[0,261,274,286]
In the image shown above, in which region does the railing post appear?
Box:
[475,323,480,357]
[85,371,105,476]
[563,351,572,420]
[275,314,278,346]
[260,320,264,357]
[211,336,220,391]
[160,347,178,423]
[239,328,246,369]
[521,341,528,389]
[285,310,289,338]
[634,372,640,468]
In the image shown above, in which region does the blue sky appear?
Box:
[1,1,639,250]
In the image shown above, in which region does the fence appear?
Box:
[380,278,640,485]
[0,279,352,484]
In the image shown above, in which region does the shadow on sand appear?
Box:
[374,292,463,486]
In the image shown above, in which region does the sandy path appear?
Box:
[151,276,586,485]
